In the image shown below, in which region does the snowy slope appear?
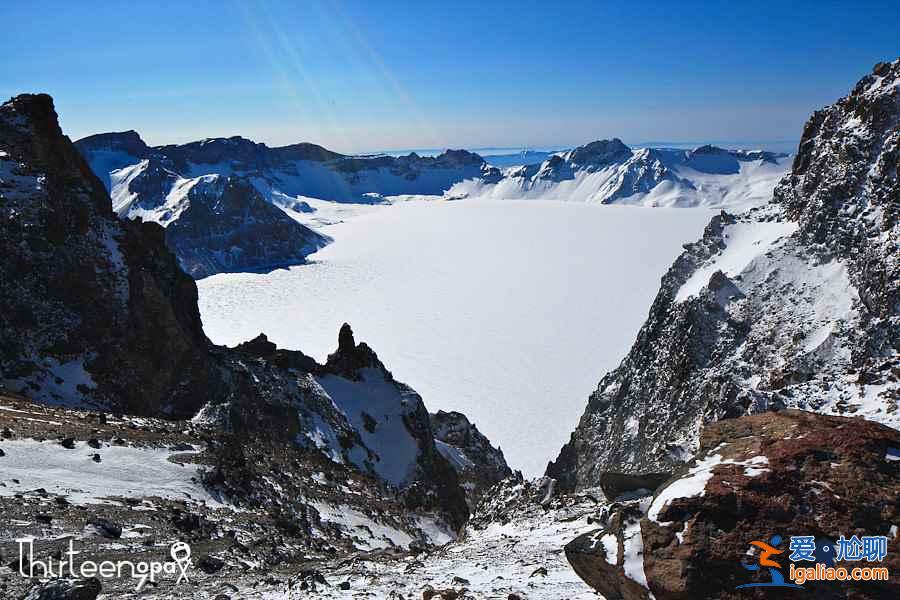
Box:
[311,368,423,486]
[449,140,790,210]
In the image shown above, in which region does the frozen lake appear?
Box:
[197,200,713,475]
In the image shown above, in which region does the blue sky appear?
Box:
[3,1,898,153]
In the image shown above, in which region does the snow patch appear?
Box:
[0,439,223,507]
[649,452,769,524]
[675,220,798,301]
[313,368,421,486]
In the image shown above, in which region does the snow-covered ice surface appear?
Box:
[198,199,713,474]
[0,438,222,507]
[309,501,415,551]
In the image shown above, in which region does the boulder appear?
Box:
[21,578,101,600]
[567,410,900,599]
[598,471,671,501]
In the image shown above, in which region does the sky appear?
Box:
[3,1,899,154]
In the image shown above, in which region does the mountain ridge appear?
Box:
[449,138,790,209]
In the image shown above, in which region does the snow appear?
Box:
[108,159,145,214]
[648,452,724,524]
[313,368,421,486]
[197,199,712,475]
[247,493,597,599]
[413,516,456,547]
[675,220,798,301]
[886,448,900,462]
[741,455,770,477]
[648,452,771,524]
[0,439,223,507]
[600,532,619,563]
[3,357,98,407]
[449,149,790,211]
[300,413,345,465]
[109,162,213,226]
[435,439,474,470]
[309,501,414,550]
[622,517,648,588]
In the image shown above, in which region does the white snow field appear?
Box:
[0,437,222,507]
[198,199,713,475]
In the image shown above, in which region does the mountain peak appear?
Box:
[564,138,632,167]
[74,129,151,160]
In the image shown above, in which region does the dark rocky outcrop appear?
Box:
[430,410,513,507]
[163,175,328,278]
[598,471,671,502]
[567,410,900,599]
[0,93,217,417]
[21,577,102,600]
[548,60,900,490]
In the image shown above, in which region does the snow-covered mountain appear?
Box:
[548,59,900,489]
[0,95,515,595]
[161,174,328,278]
[448,139,790,210]
[75,131,494,204]
[74,132,496,277]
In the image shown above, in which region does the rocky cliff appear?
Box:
[163,174,328,278]
[430,410,513,507]
[547,60,900,490]
[0,93,216,417]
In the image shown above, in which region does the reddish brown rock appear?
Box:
[569,411,900,600]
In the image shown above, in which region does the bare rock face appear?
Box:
[163,174,328,278]
[548,59,900,490]
[0,93,216,417]
[429,410,513,507]
[567,411,900,600]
